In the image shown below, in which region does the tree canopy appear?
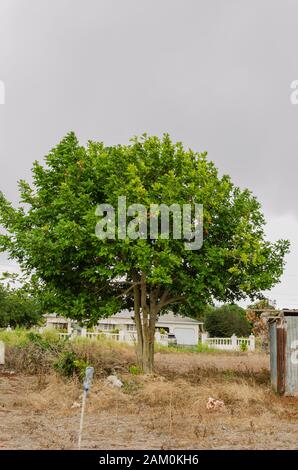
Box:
[0,280,42,328]
[204,304,251,337]
[0,133,290,371]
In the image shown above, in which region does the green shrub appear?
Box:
[129,364,141,375]
[205,304,251,337]
[26,330,63,352]
[3,329,135,375]
[0,282,42,328]
[196,342,216,353]
[41,328,61,344]
[53,350,89,379]
[240,341,248,352]
[0,327,30,347]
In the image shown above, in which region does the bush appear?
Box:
[129,364,141,375]
[41,328,61,344]
[2,328,135,376]
[6,341,57,373]
[205,304,251,337]
[0,283,42,328]
[196,342,216,353]
[53,350,89,379]
[240,342,248,352]
[0,327,30,347]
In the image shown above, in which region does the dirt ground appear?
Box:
[1,350,298,450]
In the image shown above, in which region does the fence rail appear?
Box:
[201,333,255,351]
[58,329,169,346]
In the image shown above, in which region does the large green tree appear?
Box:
[0,281,42,328]
[0,133,289,372]
[204,304,251,337]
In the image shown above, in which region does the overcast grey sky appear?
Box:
[1,0,298,307]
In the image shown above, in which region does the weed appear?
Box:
[240,342,248,352]
[53,351,89,379]
[129,365,141,375]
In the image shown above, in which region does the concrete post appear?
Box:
[155,331,161,344]
[81,328,87,337]
[118,330,125,342]
[201,332,209,344]
[231,334,238,350]
[249,334,255,351]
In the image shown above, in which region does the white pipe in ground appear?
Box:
[78,366,94,450]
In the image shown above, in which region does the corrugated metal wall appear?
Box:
[285,316,298,396]
[269,323,277,391]
[269,312,298,396]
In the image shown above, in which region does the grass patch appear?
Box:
[156,342,218,353]
[0,327,32,347]
[2,328,136,376]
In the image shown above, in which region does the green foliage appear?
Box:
[26,330,62,351]
[155,342,217,353]
[248,298,275,310]
[26,331,48,348]
[0,327,31,347]
[0,132,289,333]
[0,327,61,347]
[0,282,42,328]
[196,304,216,321]
[129,364,141,375]
[240,342,248,352]
[204,304,252,337]
[196,342,216,353]
[53,350,89,378]
[4,331,132,375]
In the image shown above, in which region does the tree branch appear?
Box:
[158,295,186,311]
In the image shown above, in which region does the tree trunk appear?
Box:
[131,272,177,374]
[132,272,158,374]
[132,270,143,365]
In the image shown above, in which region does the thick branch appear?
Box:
[158,295,186,311]
[116,283,137,298]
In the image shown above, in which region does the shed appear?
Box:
[269,310,298,396]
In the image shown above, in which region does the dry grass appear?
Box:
[1,347,298,449]
[4,336,136,376]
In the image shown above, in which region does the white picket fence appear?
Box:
[59,329,169,347]
[201,333,255,351]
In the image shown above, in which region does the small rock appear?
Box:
[71,401,81,409]
[206,396,225,411]
[106,375,123,388]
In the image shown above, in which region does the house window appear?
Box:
[52,323,68,330]
[126,324,136,331]
[101,323,116,331]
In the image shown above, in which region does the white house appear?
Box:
[44,311,204,346]
[43,313,72,333]
[97,310,203,346]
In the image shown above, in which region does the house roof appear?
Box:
[108,310,203,325]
